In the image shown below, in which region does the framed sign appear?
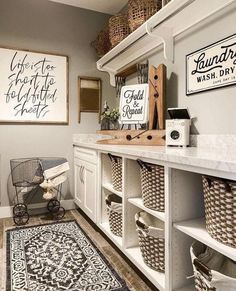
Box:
[0,47,68,124]
[119,84,149,124]
[186,34,236,95]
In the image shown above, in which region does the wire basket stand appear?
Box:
[10,158,66,225]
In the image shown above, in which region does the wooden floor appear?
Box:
[0,210,157,291]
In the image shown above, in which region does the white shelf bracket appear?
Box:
[107,72,116,87]
[145,22,174,63]
[97,63,116,87]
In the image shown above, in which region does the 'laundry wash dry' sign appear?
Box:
[186,34,236,95]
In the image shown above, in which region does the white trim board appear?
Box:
[0,199,76,219]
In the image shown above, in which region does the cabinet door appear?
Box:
[74,159,84,208]
[82,161,97,222]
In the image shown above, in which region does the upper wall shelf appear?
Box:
[96,0,235,86]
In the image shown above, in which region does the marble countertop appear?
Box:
[73,134,236,176]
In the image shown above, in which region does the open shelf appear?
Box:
[125,246,165,291]
[101,153,112,185]
[97,0,234,86]
[174,218,236,261]
[99,222,123,249]
[102,183,122,197]
[128,197,165,221]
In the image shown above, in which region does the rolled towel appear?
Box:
[40,158,70,180]
[51,174,67,187]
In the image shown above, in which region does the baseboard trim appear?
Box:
[0,199,76,219]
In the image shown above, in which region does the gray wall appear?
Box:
[0,0,115,206]
[126,5,236,134]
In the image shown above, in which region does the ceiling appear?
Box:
[49,0,128,14]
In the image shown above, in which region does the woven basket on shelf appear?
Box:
[190,241,236,291]
[109,13,130,48]
[128,0,162,32]
[202,175,236,248]
[91,26,111,58]
[135,211,165,272]
[191,241,216,291]
[106,194,122,237]
[108,154,122,192]
[137,159,165,212]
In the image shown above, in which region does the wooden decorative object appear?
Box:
[115,65,138,98]
[97,129,165,145]
[116,65,138,78]
[97,63,166,146]
[149,64,166,130]
[78,77,102,123]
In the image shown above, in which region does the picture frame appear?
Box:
[78,76,102,123]
[119,84,149,125]
[0,46,69,124]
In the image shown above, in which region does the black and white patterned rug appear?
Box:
[6,220,130,291]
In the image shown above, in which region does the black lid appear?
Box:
[167,108,190,119]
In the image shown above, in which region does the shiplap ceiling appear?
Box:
[49,0,128,14]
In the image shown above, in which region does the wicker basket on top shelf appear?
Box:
[109,13,130,48]
[91,26,111,58]
[128,0,162,32]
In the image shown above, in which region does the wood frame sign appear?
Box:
[186,34,236,95]
[0,47,69,124]
[78,76,101,123]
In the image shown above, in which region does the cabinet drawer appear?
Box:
[74,146,97,163]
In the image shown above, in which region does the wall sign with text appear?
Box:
[119,84,149,124]
[186,34,236,95]
[0,47,68,124]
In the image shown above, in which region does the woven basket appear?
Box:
[202,175,236,248]
[91,26,111,58]
[109,13,130,48]
[137,159,165,212]
[191,241,216,291]
[190,241,236,291]
[128,0,162,32]
[106,194,122,237]
[135,211,165,272]
[108,154,122,192]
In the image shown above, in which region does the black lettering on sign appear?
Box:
[186,34,236,95]
[121,89,144,119]
[191,43,236,75]
[119,84,148,123]
[4,51,57,119]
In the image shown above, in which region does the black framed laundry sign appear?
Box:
[0,47,69,124]
[186,34,236,95]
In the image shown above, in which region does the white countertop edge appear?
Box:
[73,141,236,176]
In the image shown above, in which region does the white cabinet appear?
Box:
[74,158,83,208]
[73,142,236,291]
[74,147,97,222]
